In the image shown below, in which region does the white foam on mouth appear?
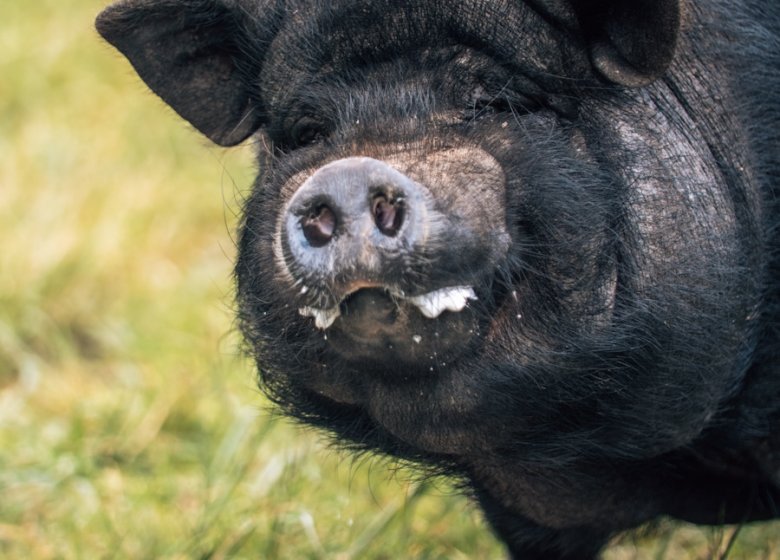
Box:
[298,305,342,330]
[298,286,477,330]
[406,286,478,318]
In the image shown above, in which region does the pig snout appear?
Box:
[279,156,491,366]
[283,157,430,287]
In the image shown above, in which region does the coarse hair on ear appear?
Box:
[96,0,274,146]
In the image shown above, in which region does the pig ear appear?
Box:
[574,0,681,87]
[96,0,263,146]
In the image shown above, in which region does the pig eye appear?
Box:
[466,85,541,122]
[465,98,516,125]
[289,116,326,149]
[466,85,516,121]
[471,96,512,120]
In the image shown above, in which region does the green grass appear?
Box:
[0,1,778,558]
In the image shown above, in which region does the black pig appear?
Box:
[96,0,780,557]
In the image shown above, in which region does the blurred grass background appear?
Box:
[0,1,777,558]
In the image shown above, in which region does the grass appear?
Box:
[0,1,778,558]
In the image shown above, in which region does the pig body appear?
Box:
[97,1,780,557]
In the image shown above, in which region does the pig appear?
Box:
[96,0,780,557]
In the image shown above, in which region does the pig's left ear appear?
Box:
[573,0,681,87]
[96,0,267,146]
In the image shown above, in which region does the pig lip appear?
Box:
[298,285,478,330]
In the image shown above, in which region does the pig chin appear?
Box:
[321,287,481,368]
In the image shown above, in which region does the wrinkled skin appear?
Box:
[96,1,780,557]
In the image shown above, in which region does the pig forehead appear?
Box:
[256,0,592,105]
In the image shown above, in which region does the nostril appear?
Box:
[372,194,405,237]
[301,204,336,247]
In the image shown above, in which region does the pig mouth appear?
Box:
[299,285,477,330]
[300,284,482,368]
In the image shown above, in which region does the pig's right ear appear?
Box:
[96,0,265,146]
